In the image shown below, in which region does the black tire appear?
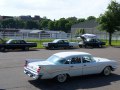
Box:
[79,45,82,48]
[23,47,29,51]
[50,46,55,50]
[56,74,67,83]
[25,47,29,51]
[46,47,49,49]
[0,47,5,52]
[98,44,102,48]
[102,66,111,76]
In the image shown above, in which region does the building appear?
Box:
[0,16,13,20]
[29,30,68,39]
[19,15,32,20]
[71,20,106,37]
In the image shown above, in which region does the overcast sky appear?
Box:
[0,0,120,20]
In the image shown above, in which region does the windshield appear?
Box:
[47,55,62,64]
[53,39,59,43]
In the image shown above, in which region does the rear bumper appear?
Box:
[24,67,42,79]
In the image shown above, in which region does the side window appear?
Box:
[58,59,70,64]
[58,40,62,43]
[11,40,17,44]
[64,40,68,43]
[82,56,92,63]
[71,57,81,64]
[20,40,25,44]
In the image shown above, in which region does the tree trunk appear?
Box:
[108,33,112,46]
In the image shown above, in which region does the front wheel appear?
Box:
[56,74,67,83]
[102,66,111,76]
[98,44,102,48]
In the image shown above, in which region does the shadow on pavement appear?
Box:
[0,49,39,53]
[29,74,120,90]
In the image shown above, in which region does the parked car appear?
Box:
[43,39,79,49]
[79,38,106,48]
[78,34,106,48]
[0,39,37,51]
[24,52,118,83]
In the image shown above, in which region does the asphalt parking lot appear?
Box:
[0,47,120,90]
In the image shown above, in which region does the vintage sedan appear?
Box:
[43,39,79,49]
[24,52,118,83]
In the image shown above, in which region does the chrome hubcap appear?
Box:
[57,74,67,82]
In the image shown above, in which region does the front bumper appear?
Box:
[24,68,42,79]
[111,66,118,71]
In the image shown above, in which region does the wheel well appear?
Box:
[54,73,70,79]
[66,73,70,78]
[103,66,112,71]
[108,65,114,71]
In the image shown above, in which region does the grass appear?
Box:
[105,40,120,46]
[26,39,54,49]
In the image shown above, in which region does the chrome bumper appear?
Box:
[24,68,42,79]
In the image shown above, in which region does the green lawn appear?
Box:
[26,39,54,48]
[105,40,120,46]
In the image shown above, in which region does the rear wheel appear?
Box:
[0,47,5,52]
[50,46,55,50]
[102,66,111,76]
[98,44,102,48]
[25,47,29,51]
[23,47,29,51]
[56,74,67,83]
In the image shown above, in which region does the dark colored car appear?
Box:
[0,39,37,51]
[43,39,79,49]
[79,38,106,48]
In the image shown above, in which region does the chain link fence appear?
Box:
[0,32,120,41]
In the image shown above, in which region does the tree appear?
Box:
[66,17,77,24]
[75,28,85,37]
[57,18,68,32]
[65,23,71,33]
[97,1,120,45]
[48,21,55,30]
[25,20,39,29]
[87,16,96,20]
[1,19,16,28]
[77,18,86,23]
[40,19,50,30]
[75,29,81,37]
[15,20,25,29]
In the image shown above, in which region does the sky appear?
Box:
[0,0,120,20]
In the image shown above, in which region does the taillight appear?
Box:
[37,67,41,73]
[24,60,28,67]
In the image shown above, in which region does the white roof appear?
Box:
[81,33,97,38]
[54,52,91,58]
[53,39,68,42]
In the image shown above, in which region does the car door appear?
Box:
[82,55,99,75]
[68,56,83,77]
[57,40,68,48]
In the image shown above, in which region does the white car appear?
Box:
[24,52,118,83]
